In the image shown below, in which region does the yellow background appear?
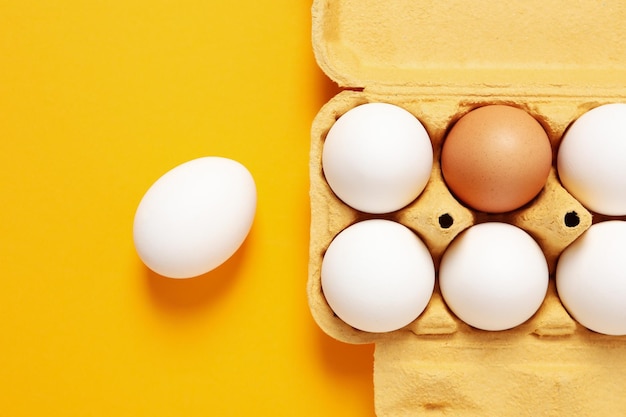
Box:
[0,1,375,415]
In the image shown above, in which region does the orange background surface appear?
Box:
[0,1,375,415]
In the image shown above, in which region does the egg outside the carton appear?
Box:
[133,157,257,279]
[441,105,552,214]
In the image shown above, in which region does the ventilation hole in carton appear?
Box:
[438,213,454,229]
[564,211,580,228]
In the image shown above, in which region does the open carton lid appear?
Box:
[312,0,626,95]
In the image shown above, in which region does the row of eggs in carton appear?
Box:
[318,101,626,337]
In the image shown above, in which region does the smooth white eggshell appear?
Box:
[556,221,626,336]
[322,102,433,214]
[321,219,435,333]
[133,157,256,279]
[557,103,626,215]
[439,222,549,331]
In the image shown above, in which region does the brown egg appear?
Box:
[441,105,552,213]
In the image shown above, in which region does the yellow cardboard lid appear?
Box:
[312,0,626,94]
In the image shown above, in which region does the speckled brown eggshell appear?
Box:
[441,105,552,213]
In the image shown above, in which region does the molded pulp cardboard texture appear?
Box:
[308,1,626,415]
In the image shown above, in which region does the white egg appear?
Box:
[557,103,626,215]
[439,222,549,331]
[556,221,626,336]
[322,102,433,214]
[133,157,256,279]
[321,219,435,333]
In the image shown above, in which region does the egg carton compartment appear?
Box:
[307,90,626,416]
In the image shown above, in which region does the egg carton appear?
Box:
[307,1,626,416]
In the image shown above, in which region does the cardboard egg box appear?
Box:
[307,0,626,415]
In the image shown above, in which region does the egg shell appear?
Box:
[441,105,552,213]
[556,220,626,336]
[439,222,549,331]
[133,157,256,279]
[322,102,433,214]
[321,219,434,333]
[557,103,626,215]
